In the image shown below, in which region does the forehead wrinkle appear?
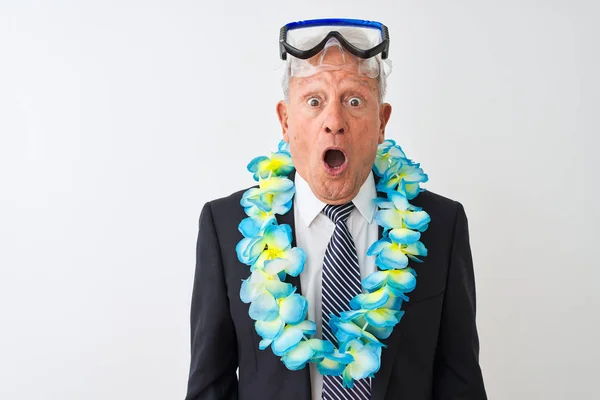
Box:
[292,72,375,92]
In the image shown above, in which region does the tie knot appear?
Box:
[322,202,355,224]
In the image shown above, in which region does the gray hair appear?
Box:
[281,27,389,103]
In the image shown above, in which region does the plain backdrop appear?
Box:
[1,1,598,399]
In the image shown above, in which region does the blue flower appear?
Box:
[318,339,382,389]
[340,339,382,387]
[238,205,279,238]
[366,237,409,269]
[366,237,428,269]
[239,269,295,304]
[340,306,404,340]
[281,338,334,370]
[261,320,316,355]
[349,287,390,310]
[375,146,428,199]
[247,149,294,181]
[263,248,306,278]
[277,139,291,153]
[373,140,407,177]
[362,269,417,296]
[247,289,307,324]
[316,348,354,376]
[241,176,295,214]
[236,224,306,274]
[328,315,382,346]
[374,190,431,234]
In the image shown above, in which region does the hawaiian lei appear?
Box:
[235,139,430,388]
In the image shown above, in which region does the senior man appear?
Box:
[185,19,487,400]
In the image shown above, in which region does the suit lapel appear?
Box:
[371,178,401,400]
[276,170,303,296]
[274,170,311,398]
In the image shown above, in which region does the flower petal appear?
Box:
[331,349,355,365]
[306,339,334,354]
[259,176,294,192]
[247,192,273,212]
[362,270,388,292]
[248,292,279,321]
[366,238,392,257]
[272,188,296,206]
[365,324,394,339]
[272,200,293,215]
[247,156,270,179]
[264,248,306,277]
[283,247,306,277]
[350,288,389,310]
[240,276,263,303]
[255,318,285,340]
[342,366,355,388]
[378,246,409,270]
[264,279,295,299]
[263,224,292,251]
[348,346,381,380]
[381,292,405,310]
[238,217,260,238]
[279,293,308,325]
[281,340,315,370]
[364,309,402,328]
[405,182,424,200]
[388,191,409,211]
[330,316,363,338]
[387,269,417,293]
[318,356,347,376]
[405,241,428,257]
[339,309,367,322]
[278,139,291,152]
[376,175,400,193]
[272,326,304,356]
[404,210,431,230]
[387,145,406,159]
[294,320,317,336]
[263,258,287,276]
[373,197,394,209]
[374,209,404,229]
[389,228,421,244]
[235,237,262,265]
[241,188,260,208]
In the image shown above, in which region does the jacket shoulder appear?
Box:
[204,186,257,226]
[210,187,251,208]
[412,189,464,235]
[413,188,460,212]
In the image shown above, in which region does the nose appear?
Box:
[323,102,347,135]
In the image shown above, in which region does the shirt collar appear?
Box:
[294,171,377,227]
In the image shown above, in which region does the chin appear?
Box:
[314,172,357,202]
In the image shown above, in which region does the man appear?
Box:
[185,19,487,400]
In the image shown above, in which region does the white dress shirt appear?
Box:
[294,171,379,399]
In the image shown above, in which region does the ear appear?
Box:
[378,103,392,144]
[276,100,290,142]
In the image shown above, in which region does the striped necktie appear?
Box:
[321,202,371,399]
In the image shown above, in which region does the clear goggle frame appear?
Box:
[279,19,392,79]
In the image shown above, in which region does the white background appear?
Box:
[1,1,598,399]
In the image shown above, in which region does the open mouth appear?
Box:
[322,148,348,175]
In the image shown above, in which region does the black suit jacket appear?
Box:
[185,172,487,400]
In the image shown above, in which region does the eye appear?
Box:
[307,97,321,107]
[348,97,362,107]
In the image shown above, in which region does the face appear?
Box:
[276,49,392,205]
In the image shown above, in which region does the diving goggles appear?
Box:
[279,18,390,61]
